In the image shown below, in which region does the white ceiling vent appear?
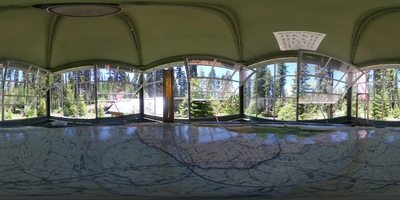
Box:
[273,31,326,51]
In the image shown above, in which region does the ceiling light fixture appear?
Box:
[273,31,326,51]
[33,3,123,17]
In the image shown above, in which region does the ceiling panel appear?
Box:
[50,16,138,68]
[353,12,400,65]
[125,5,238,66]
[0,1,399,70]
[0,8,47,66]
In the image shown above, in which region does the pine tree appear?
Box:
[297,63,315,120]
[97,100,106,117]
[189,65,198,77]
[275,63,288,99]
[191,100,213,117]
[63,75,77,117]
[277,104,296,120]
[372,93,383,120]
[371,69,389,120]
[316,65,334,118]
[386,68,398,118]
[177,93,189,118]
[256,66,266,100]
[245,74,257,115]
[37,98,46,116]
[208,68,221,93]
[274,63,289,116]
[25,105,36,118]
[263,68,273,116]
[77,94,87,117]
[253,66,267,115]
[175,66,187,97]
[221,94,239,115]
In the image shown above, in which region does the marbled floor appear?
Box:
[1,123,400,199]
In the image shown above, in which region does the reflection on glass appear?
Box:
[3,61,49,120]
[50,65,141,119]
[298,51,363,104]
[96,65,141,118]
[143,68,164,117]
[187,59,242,118]
[352,64,400,121]
[245,59,297,120]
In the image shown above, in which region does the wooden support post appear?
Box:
[163,69,174,122]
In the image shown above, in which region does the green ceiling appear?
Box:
[0,0,400,71]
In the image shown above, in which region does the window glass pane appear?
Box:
[144,97,155,115]
[299,51,362,105]
[244,98,256,116]
[50,65,141,119]
[344,67,359,84]
[286,63,297,76]
[143,84,153,98]
[301,77,316,93]
[244,80,254,99]
[96,65,141,118]
[365,70,373,82]
[245,68,256,80]
[174,80,188,98]
[276,101,296,121]
[144,94,163,117]
[175,98,188,119]
[214,67,235,80]
[143,68,163,117]
[62,84,75,101]
[3,62,49,120]
[173,64,188,119]
[301,53,330,71]
[301,64,318,76]
[0,63,4,89]
[155,81,163,97]
[197,65,211,78]
[245,58,297,120]
[266,64,275,76]
[188,61,210,78]
[186,59,241,118]
[298,93,313,103]
[333,68,346,82]
[0,63,3,119]
[274,76,291,98]
[333,81,347,94]
[190,100,214,118]
[231,69,240,81]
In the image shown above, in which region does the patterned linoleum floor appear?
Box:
[0,123,400,199]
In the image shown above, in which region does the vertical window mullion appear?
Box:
[2,62,8,121]
[94,65,98,118]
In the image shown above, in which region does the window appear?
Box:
[143,68,164,117]
[353,65,400,121]
[2,60,50,120]
[51,66,95,118]
[298,51,362,120]
[50,64,141,119]
[0,56,364,123]
[186,58,243,119]
[97,64,141,118]
[244,58,297,120]
[145,59,244,120]
[244,53,359,121]
[173,64,189,119]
